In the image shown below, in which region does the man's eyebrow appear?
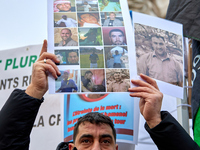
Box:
[80,134,93,139]
[100,134,113,139]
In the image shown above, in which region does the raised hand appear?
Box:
[129,74,163,128]
[25,40,61,99]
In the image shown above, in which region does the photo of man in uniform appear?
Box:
[137,33,183,86]
[107,69,130,92]
[56,70,78,92]
[55,28,78,46]
[103,12,123,26]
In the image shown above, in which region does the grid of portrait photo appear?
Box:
[52,0,130,93]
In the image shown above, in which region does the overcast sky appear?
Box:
[0,0,47,51]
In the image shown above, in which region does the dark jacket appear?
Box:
[145,111,200,150]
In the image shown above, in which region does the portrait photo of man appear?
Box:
[80,47,104,68]
[136,25,183,87]
[76,0,99,12]
[54,28,78,46]
[66,50,79,65]
[102,12,123,26]
[103,27,127,45]
[81,69,105,92]
[99,0,121,12]
[54,0,76,12]
[106,69,130,92]
[56,70,79,92]
[78,13,101,27]
[54,13,77,27]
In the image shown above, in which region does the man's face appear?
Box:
[114,72,121,82]
[109,13,116,20]
[109,31,124,45]
[57,3,71,11]
[63,72,69,80]
[71,122,118,150]
[60,29,72,41]
[151,37,166,57]
[62,15,67,20]
[68,52,79,64]
[86,73,93,80]
[80,14,98,24]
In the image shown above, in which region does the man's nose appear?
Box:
[91,141,101,150]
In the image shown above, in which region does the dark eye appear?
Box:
[81,139,91,143]
[101,139,111,144]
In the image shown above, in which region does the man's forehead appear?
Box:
[78,121,113,134]
[111,31,123,35]
[69,52,77,56]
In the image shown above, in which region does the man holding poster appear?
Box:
[137,33,183,87]
[0,41,199,150]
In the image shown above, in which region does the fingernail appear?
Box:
[58,74,61,77]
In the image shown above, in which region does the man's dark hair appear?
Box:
[68,50,79,57]
[73,112,116,143]
[151,33,165,42]
[109,29,124,37]
[109,12,116,16]
[84,70,93,76]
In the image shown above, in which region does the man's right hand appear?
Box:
[25,40,61,99]
[129,74,163,128]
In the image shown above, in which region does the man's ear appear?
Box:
[68,143,74,150]
[116,144,118,150]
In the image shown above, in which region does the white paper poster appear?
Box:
[47,0,136,94]
[132,12,184,99]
